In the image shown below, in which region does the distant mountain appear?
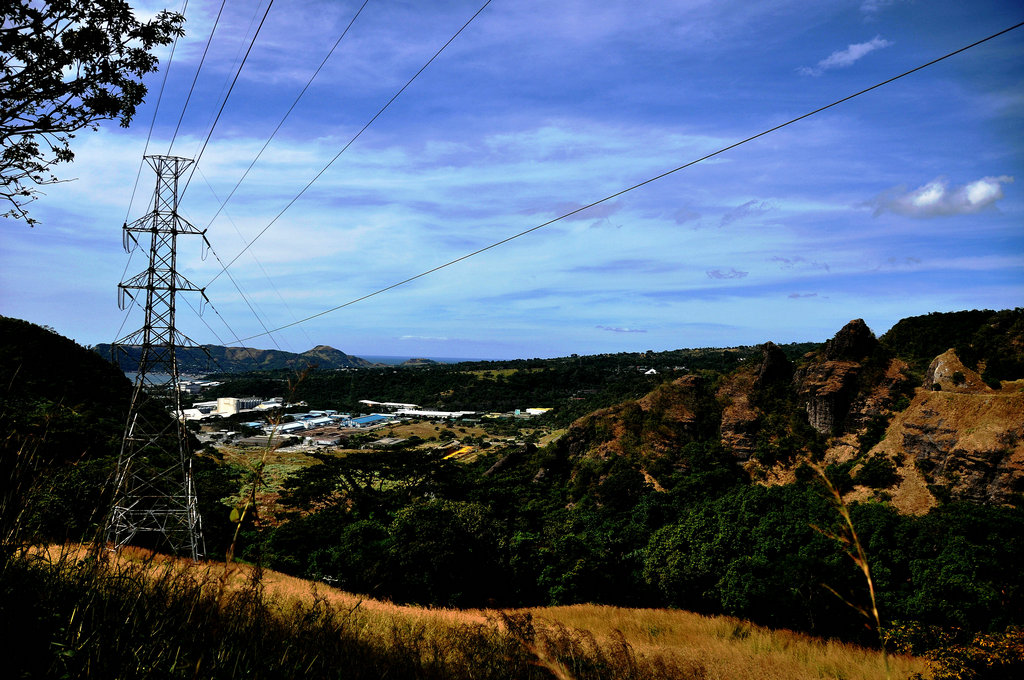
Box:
[92,342,376,373]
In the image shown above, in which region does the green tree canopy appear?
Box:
[1,0,183,225]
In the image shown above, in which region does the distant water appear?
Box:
[359,355,491,365]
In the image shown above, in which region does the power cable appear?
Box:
[114,0,188,346]
[167,0,229,155]
[181,0,276,197]
[230,20,1024,344]
[174,204,286,352]
[198,168,318,351]
[204,0,373,230]
[205,0,494,288]
[122,0,190,224]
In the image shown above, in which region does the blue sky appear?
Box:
[1,0,1021,360]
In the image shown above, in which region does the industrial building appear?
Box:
[216,396,262,416]
[394,409,475,419]
[346,414,391,428]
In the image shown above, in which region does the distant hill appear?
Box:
[92,342,376,373]
[401,357,441,366]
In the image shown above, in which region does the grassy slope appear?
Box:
[41,544,927,680]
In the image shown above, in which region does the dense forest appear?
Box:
[3,310,1023,678]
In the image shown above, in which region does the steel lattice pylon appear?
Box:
[105,155,210,560]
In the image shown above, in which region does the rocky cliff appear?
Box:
[873,351,1024,510]
[556,313,1023,513]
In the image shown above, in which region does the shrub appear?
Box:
[854,456,899,489]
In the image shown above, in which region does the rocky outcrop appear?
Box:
[790,319,909,435]
[719,342,795,460]
[844,356,913,432]
[558,323,1022,512]
[823,318,877,362]
[877,381,1024,506]
[793,320,881,434]
[794,359,862,434]
[719,371,758,460]
[755,341,793,388]
[562,375,703,464]
[925,349,992,394]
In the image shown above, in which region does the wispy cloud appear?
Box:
[706,268,749,280]
[550,201,622,221]
[799,36,892,76]
[596,325,647,333]
[569,259,680,274]
[860,0,899,17]
[868,176,1014,218]
[875,256,922,270]
[673,208,701,225]
[788,292,818,299]
[720,200,770,227]
[770,256,830,272]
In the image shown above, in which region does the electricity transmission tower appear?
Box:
[106,155,210,560]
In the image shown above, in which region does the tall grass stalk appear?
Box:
[812,465,891,679]
[226,367,310,566]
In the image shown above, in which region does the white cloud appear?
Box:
[869,176,1014,218]
[799,36,893,76]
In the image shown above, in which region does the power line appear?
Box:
[205,0,495,288]
[197,168,318,350]
[122,0,190,224]
[174,202,286,351]
[203,0,373,230]
[168,0,229,155]
[115,0,189,345]
[181,0,276,198]
[231,20,1024,345]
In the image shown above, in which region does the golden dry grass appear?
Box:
[46,544,930,680]
[384,420,490,440]
[511,605,929,680]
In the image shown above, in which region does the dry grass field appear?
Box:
[45,544,930,680]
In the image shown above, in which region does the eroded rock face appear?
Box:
[888,389,1024,504]
[563,375,703,463]
[844,357,913,432]
[793,320,881,434]
[926,349,992,394]
[795,360,861,434]
[719,372,758,461]
[719,342,796,460]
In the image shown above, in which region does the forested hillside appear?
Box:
[246,311,1024,650]
[4,311,1023,678]
[0,316,240,551]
